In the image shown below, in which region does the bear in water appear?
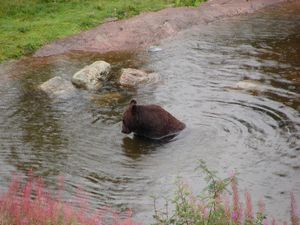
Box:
[122,100,185,139]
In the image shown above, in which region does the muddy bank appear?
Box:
[34,0,293,57]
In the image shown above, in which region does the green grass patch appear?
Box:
[0,0,206,63]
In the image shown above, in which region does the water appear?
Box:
[0,2,300,223]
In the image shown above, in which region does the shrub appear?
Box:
[0,164,298,225]
[152,160,299,225]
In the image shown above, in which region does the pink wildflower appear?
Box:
[291,192,299,225]
[231,180,241,224]
[228,170,236,179]
[203,208,210,219]
[0,175,139,225]
[21,218,30,225]
[244,191,254,224]
[232,211,238,221]
[223,194,231,219]
[258,199,266,214]
[271,218,276,225]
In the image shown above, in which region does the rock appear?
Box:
[71,61,111,90]
[119,68,159,87]
[235,80,264,91]
[103,17,118,23]
[90,92,125,107]
[273,171,288,177]
[148,46,163,52]
[39,76,76,98]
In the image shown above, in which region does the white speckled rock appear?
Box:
[119,68,159,87]
[72,61,111,90]
[39,76,76,99]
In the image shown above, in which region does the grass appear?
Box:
[0,0,205,63]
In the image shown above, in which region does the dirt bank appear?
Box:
[33,0,294,57]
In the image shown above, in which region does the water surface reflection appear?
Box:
[0,1,299,223]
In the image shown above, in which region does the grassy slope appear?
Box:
[0,0,203,63]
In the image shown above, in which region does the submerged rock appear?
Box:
[90,92,125,107]
[72,61,111,90]
[39,76,76,98]
[119,68,159,87]
[234,80,264,91]
[148,46,163,52]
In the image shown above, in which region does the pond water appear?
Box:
[0,1,300,223]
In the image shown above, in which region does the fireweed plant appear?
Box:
[0,174,139,225]
[152,160,299,225]
[0,164,299,225]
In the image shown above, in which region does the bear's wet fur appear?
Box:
[122,100,185,139]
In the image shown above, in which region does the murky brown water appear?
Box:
[0,2,300,223]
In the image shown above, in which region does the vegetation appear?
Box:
[0,175,138,225]
[152,160,299,225]
[0,0,205,63]
[0,163,298,225]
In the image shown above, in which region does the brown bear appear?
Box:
[122,100,185,139]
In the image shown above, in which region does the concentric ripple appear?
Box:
[0,1,300,223]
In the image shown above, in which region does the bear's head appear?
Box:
[122,99,138,134]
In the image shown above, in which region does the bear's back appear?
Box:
[136,104,185,139]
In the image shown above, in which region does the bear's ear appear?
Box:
[131,104,137,115]
[130,99,137,105]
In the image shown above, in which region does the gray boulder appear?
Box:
[39,76,76,99]
[72,61,111,90]
[119,68,159,87]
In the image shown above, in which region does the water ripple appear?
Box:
[0,2,300,222]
